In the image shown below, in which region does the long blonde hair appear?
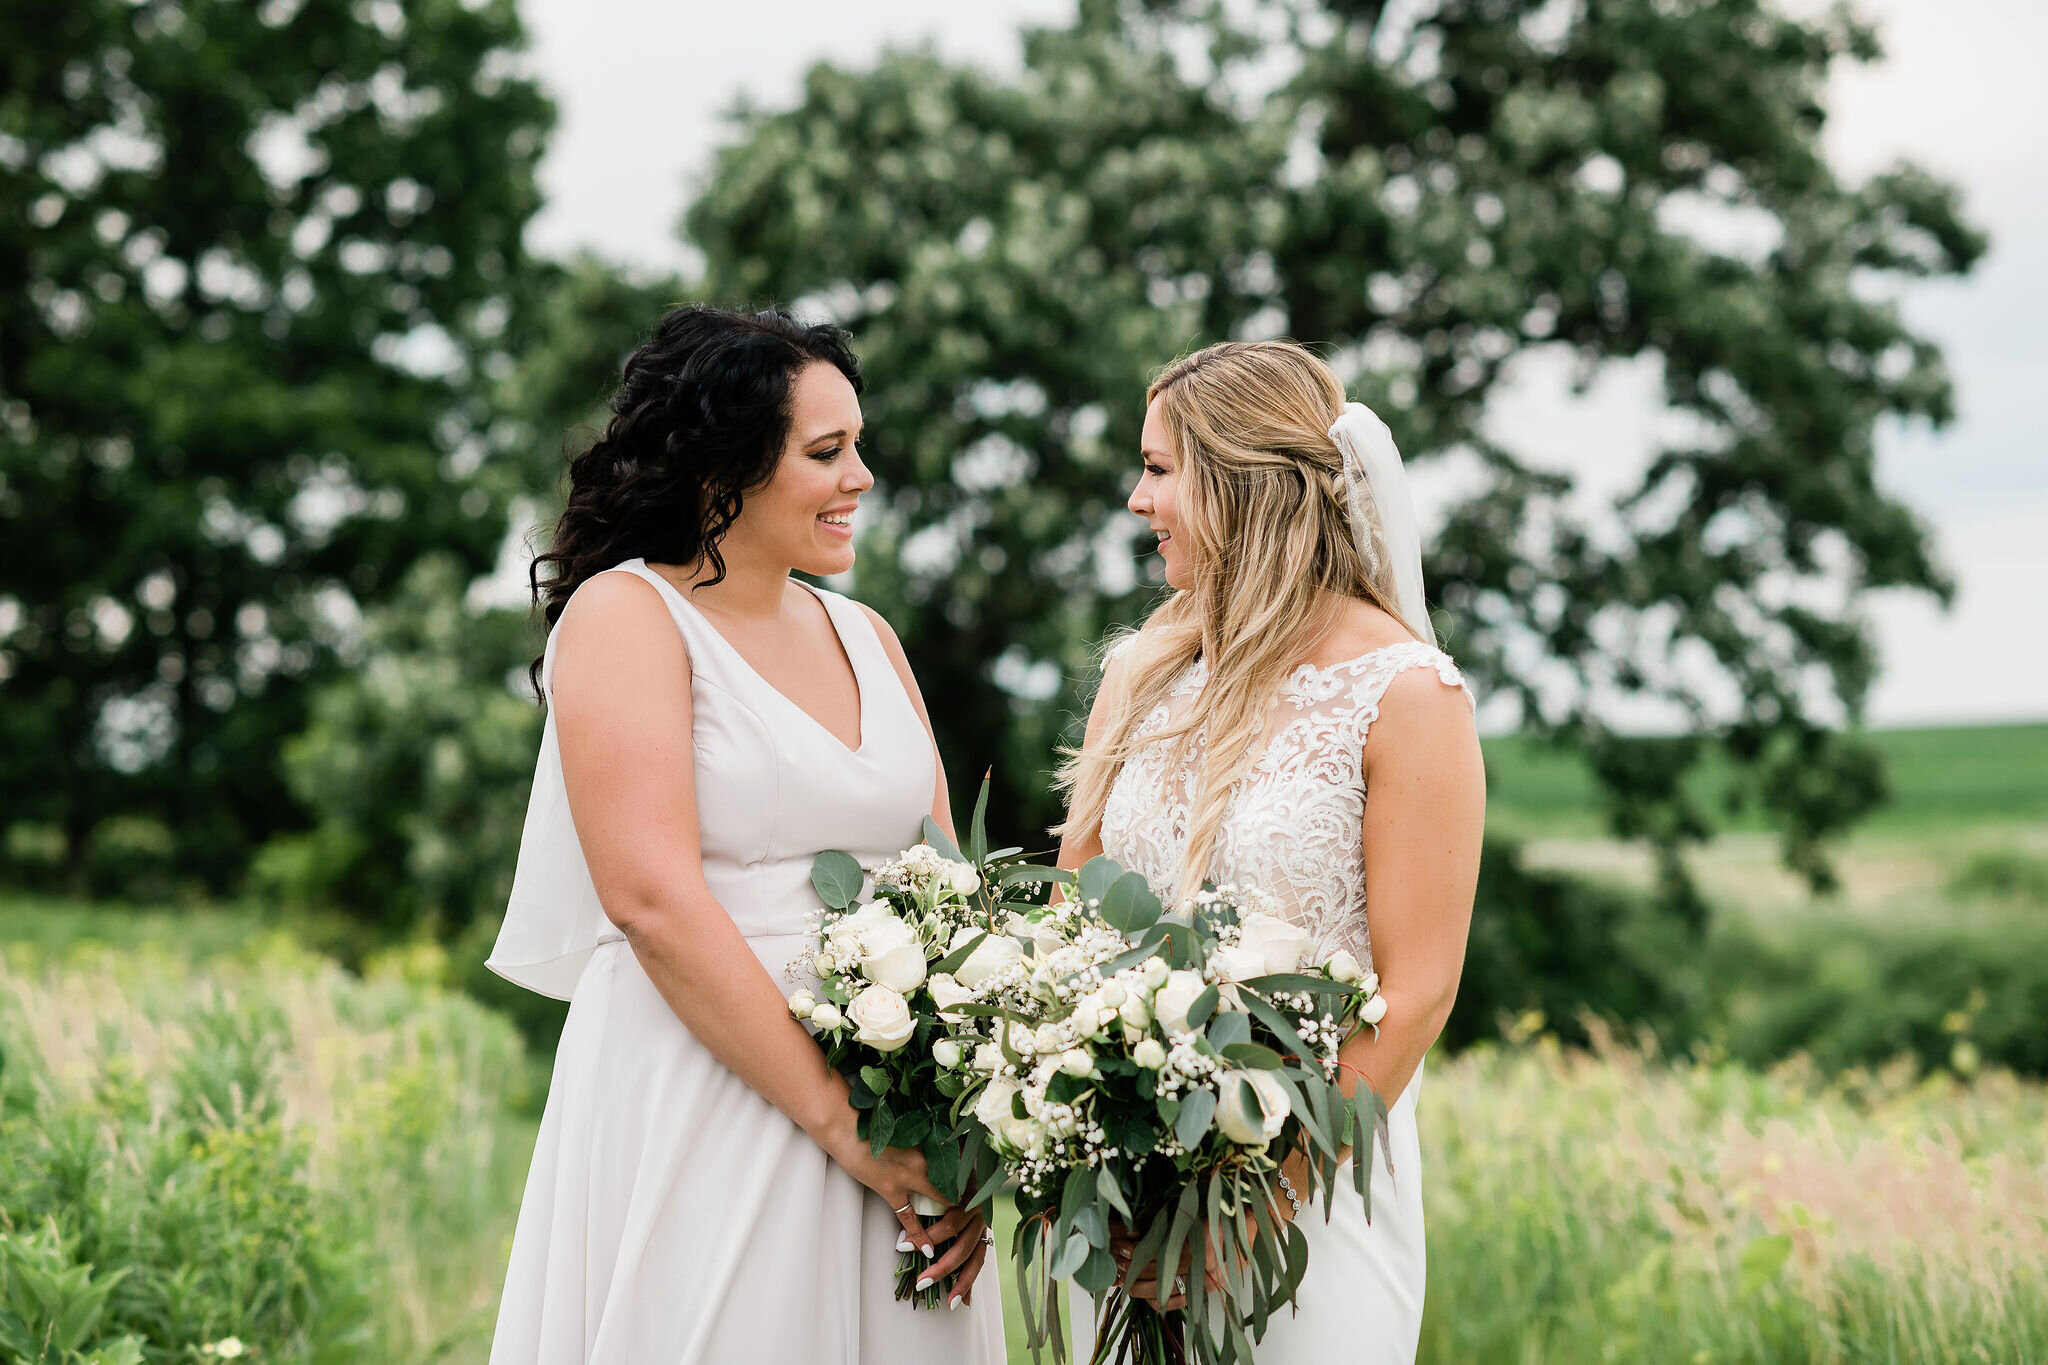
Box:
[1055,340,1423,905]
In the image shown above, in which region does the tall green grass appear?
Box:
[0,935,534,1363]
[6,914,2043,1364]
[1419,1030,2048,1363]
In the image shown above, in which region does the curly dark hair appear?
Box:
[528,304,863,695]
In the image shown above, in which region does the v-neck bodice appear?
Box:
[652,574,869,757]
[487,559,936,1000]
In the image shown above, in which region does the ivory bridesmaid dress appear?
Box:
[485,558,1005,1364]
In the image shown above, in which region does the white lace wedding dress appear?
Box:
[1098,640,1473,1363]
[485,559,1005,1364]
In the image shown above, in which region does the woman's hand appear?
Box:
[820,1112,948,1257]
[912,1205,994,1308]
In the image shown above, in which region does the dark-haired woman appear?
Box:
[486,306,1002,1362]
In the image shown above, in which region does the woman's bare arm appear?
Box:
[1331,666,1485,1105]
[551,573,944,1251]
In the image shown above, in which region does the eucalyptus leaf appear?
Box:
[1242,972,1355,995]
[809,849,865,909]
[920,815,965,862]
[1175,1086,1217,1149]
[1187,984,1220,1032]
[1221,1040,1283,1069]
[968,772,991,865]
[1050,1228,1091,1279]
[1098,871,1161,935]
[1206,1010,1250,1050]
[1076,855,1123,904]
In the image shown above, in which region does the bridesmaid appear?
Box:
[486,305,1002,1362]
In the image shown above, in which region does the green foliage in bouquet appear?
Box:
[950,859,1389,1363]
[798,780,1064,1307]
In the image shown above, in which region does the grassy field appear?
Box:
[1482,720,2048,842]
[2,720,2042,1361]
[4,926,2041,1364]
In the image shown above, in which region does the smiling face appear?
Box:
[722,360,872,577]
[1130,394,1191,589]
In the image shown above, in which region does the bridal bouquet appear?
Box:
[788,786,1055,1307]
[943,857,1390,1364]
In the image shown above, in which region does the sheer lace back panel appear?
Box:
[1099,641,1473,973]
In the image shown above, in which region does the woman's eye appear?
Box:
[1144,463,1168,477]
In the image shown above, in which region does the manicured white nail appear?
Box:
[949,1294,963,1310]
[922,1244,936,1260]
[916,1276,934,1292]
[896,1236,913,1253]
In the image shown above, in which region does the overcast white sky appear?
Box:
[515,0,2046,728]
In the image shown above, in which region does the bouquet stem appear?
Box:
[893,1192,956,1310]
[1089,1287,1187,1365]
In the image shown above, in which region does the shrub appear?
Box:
[1448,838,1705,1052]
[1710,906,2048,1078]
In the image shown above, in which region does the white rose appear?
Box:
[1119,994,1151,1030]
[1360,993,1388,1026]
[1099,980,1127,1008]
[862,940,928,993]
[1069,993,1115,1040]
[1005,910,1035,937]
[1141,957,1171,989]
[1058,1048,1095,1077]
[846,984,915,1052]
[1326,949,1364,984]
[1033,1022,1065,1055]
[810,1001,844,1030]
[1003,1114,1046,1155]
[972,1041,1006,1072]
[949,926,1023,987]
[1153,970,1209,1035]
[1133,1038,1168,1069]
[1122,1019,1147,1044]
[1210,945,1269,984]
[788,990,816,1020]
[1215,1069,1292,1145]
[973,1075,1020,1129]
[926,972,976,1019]
[933,1038,965,1069]
[1239,912,1313,976]
[814,949,838,976]
[1361,971,1379,998]
[949,862,982,895]
[1031,922,1066,960]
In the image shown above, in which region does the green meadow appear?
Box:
[2,722,2043,1363]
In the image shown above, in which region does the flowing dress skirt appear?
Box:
[489,939,1007,1364]
[1250,1065,1426,1364]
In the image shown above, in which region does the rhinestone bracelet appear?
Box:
[1277,1171,1303,1217]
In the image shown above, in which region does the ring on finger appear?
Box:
[980,1227,994,1244]
[893,1202,913,1215]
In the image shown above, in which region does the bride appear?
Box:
[485,305,1002,1362]
[1055,340,1485,1361]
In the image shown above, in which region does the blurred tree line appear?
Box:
[3,0,1989,1055]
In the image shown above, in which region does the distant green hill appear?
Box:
[1482,721,2048,841]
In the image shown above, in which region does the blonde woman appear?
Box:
[1055,340,1485,1360]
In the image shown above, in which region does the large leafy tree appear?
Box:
[686,0,1981,897]
[0,0,552,886]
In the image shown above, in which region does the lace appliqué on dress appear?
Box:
[1099,641,1472,972]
